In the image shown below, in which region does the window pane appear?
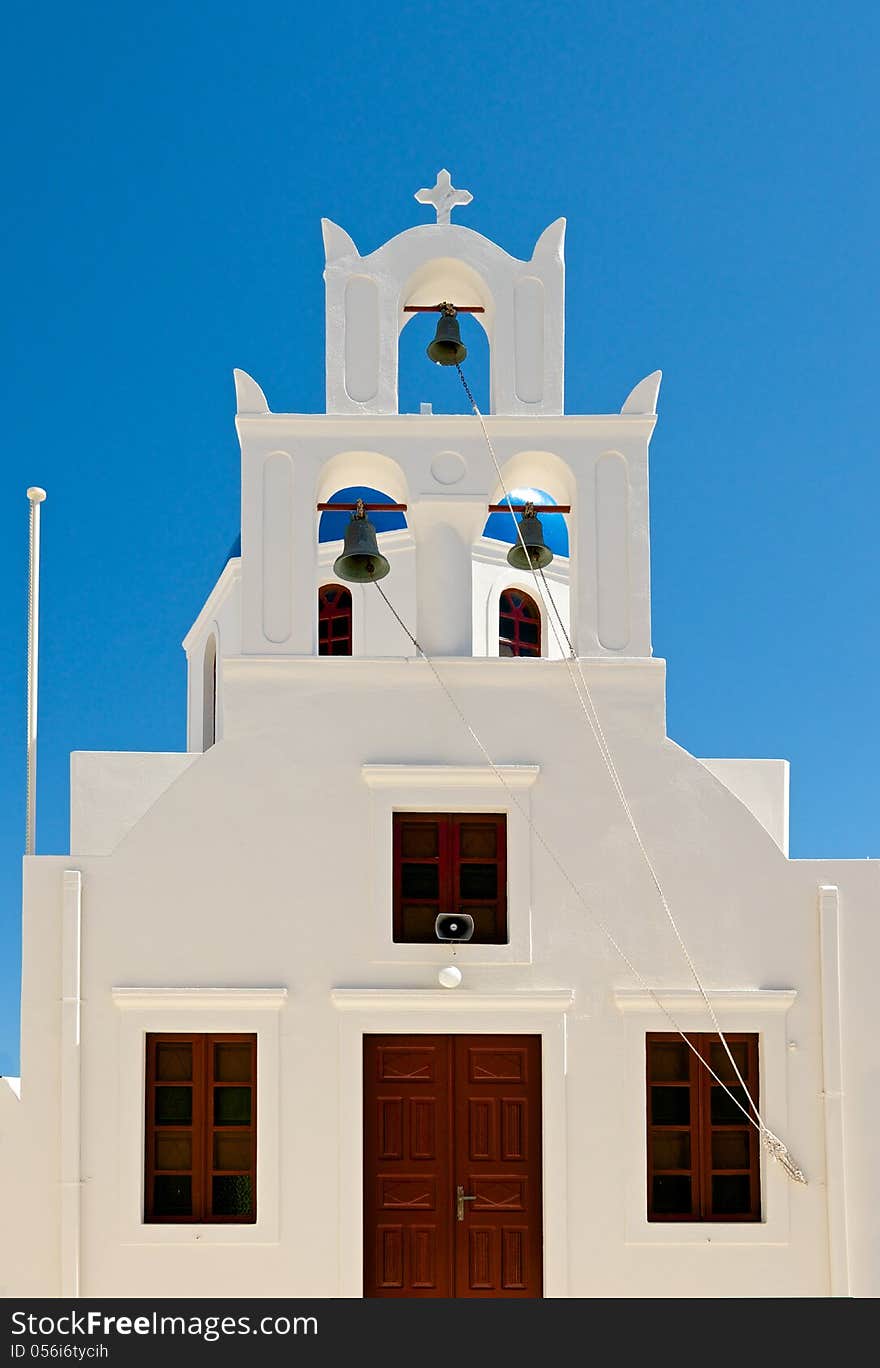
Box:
[518,620,539,645]
[499,616,516,638]
[154,1087,192,1125]
[499,642,515,657]
[458,824,498,858]
[711,1132,751,1169]
[709,1040,750,1084]
[650,1086,690,1125]
[400,824,438,858]
[153,1175,192,1217]
[401,864,439,899]
[214,1043,252,1083]
[330,640,349,655]
[648,1042,689,1082]
[322,588,338,605]
[712,1175,752,1215]
[710,1085,751,1125]
[468,906,503,941]
[652,1175,692,1215]
[214,1135,253,1171]
[331,617,349,637]
[213,1176,253,1217]
[459,864,497,899]
[318,620,329,640]
[214,1087,252,1126]
[154,1135,193,1171]
[155,1044,192,1082]
[396,906,439,941]
[651,1133,691,1170]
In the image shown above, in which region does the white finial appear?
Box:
[415,169,473,226]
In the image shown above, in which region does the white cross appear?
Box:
[414,169,473,226]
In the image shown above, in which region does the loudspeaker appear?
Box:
[434,912,475,942]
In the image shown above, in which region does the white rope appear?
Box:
[453,365,806,1184]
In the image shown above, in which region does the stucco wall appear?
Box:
[5,658,878,1296]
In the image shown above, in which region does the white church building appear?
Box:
[2,173,878,1298]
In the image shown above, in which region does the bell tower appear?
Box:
[197,170,662,728]
[322,168,566,416]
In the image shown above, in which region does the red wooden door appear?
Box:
[363,1034,542,1298]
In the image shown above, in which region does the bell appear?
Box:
[426,303,467,366]
[506,502,554,571]
[333,501,391,583]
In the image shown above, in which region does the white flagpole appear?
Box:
[26,487,46,856]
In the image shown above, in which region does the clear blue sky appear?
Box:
[1,1,877,1072]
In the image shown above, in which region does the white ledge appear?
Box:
[112,987,288,1012]
[613,989,797,1014]
[361,764,540,790]
[331,989,573,1013]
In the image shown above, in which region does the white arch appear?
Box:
[315,450,410,509]
[489,449,576,510]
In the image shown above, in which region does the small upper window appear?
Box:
[318,584,352,656]
[392,813,507,944]
[499,588,541,657]
[646,1033,760,1222]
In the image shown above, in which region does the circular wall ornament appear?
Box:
[430,450,467,486]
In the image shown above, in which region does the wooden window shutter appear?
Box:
[145,1033,257,1224]
[646,1033,760,1222]
[393,813,508,944]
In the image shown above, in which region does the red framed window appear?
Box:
[318,583,352,656]
[145,1034,256,1223]
[647,1033,760,1222]
[392,813,508,944]
[499,588,541,657]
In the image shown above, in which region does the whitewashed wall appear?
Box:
[4,653,879,1296]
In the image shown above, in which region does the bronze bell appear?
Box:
[506,502,554,571]
[426,303,467,366]
[333,501,391,583]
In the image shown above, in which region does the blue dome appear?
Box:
[319,487,407,543]
[482,487,569,557]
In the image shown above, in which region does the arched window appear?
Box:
[202,635,217,750]
[499,589,541,658]
[318,584,353,656]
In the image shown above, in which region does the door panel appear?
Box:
[364,1035,453,1297]
[453,1036,542,1297]
[364,1034,542,1298]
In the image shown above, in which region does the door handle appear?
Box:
[456,1184,477,1221]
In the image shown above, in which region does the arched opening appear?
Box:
[318,584,353,656]
[202,635,217,750]
[398,255,493,416]
[397,311,490,415]
[499,589,542,658]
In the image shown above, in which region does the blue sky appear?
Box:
[1,1,878,1071]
